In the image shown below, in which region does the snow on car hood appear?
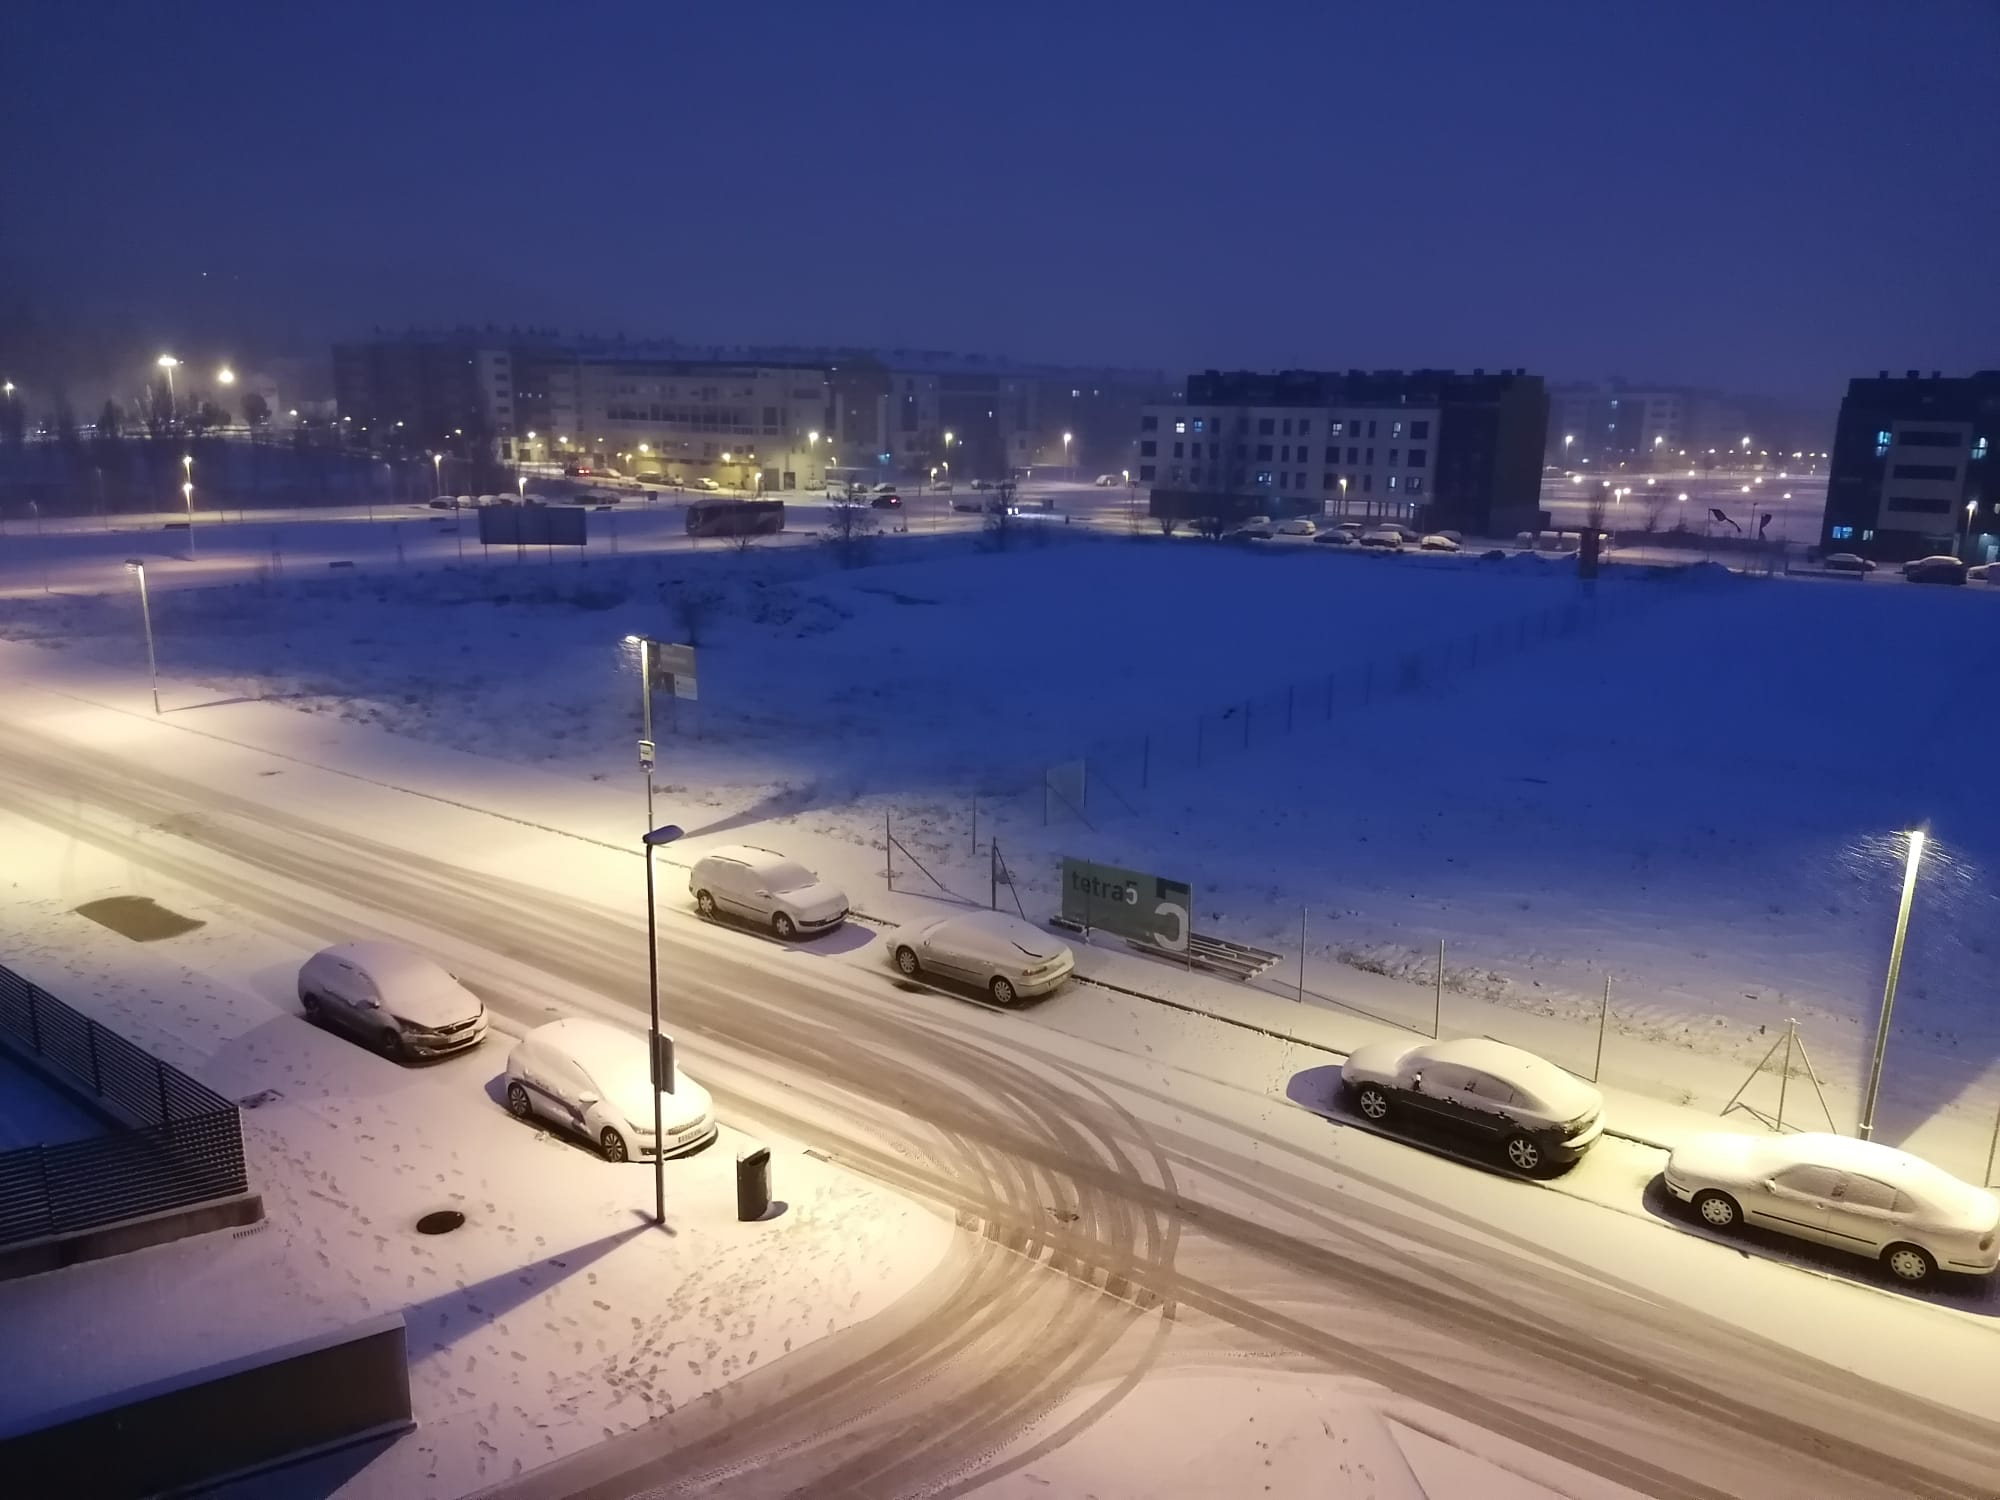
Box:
[1666,1132,1762,1181]
[783,879,848,918]
[605,1069,714,1134]
[389,978,481,1028]
[1341,1040,1416,1083]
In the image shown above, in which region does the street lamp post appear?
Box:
[181,478,196,559]
[1062,431,1073,477]
[157,355,179,421]
[125,560,160,714]
[1859,829,1927,1140]
[641,819,683,1227]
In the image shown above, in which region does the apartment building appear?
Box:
[1821,371,1998,562]
[1139,368,1548,536]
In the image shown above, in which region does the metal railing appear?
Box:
[0,964,248,1249]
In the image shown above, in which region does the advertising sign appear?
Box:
[656,642,698,701]
[1060,858,1191,952]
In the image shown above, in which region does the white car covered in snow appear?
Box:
[505,1017,717,1163]
[1340,1037,1604,1174]
[890,910,1074,1004]
[1418,533,1461,552]
[1663,1131,1999,1285]
[298,941,488,1062]
[689,844,849,938]
[1277,517,1318,537]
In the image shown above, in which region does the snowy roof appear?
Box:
[923,910,1067,962]
[702,845,816,891]
[1419,1037,1599,1115]
[317,940,449,987]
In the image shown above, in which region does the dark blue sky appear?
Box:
[6,0,1995,399]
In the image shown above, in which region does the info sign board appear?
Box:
[1060,858,1191,953]
[647,641,699,701]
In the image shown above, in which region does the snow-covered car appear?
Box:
[1277,518,1318,537]
[1313,528,1358,546]
[1822,552,1876,574]
[1903,554,1967,585]
[871,481,899,495]
[1663,1132,1999,1285]
[690,845,849,939]
[1378,523,1421,546]
[1418,533,1461,552]
[1340,1037,1604,1175]
[1229,515,1274,539]
[1094,473,1120,486]
[505,1017,717,1163]
[970,479,991,491]
[1358,528,1405,550]
[298,941,488,1062]
[695,476,721,492]
[890,911,1074,1005]
[427,495,459,510]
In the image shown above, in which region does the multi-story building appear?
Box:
[1139,368,1548,536]
[333,333,1167,489]
[1820,371,1998,562]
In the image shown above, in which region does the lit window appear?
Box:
[1175,420,1187,434]
[1407,476,1423,495]
[1975,437,1990,460]
[1392,420,1403,438]
[1388,475,1399,490]
[1192,418,1205,433]
[1875,430,1891,457]
[1831,525,1854,540]
[1862,528,1875,541]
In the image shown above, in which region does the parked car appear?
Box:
[1433,529,1464,544]
[1313,528,1358,547]
[1663,1131,1999,1285]
[1340,1036,1604,1175]
[1419,533,1462,552]
[1823,552,1877,574]
[563,463,592,477]
[1903,554,1968,585]
[951,495,987,513]
[1358,528,1405,550]
[504,1017,717,1163]
[695,476,722,492]
[689,845,849,938]
[1230,515,1274,539]
[872,492,903,509]
[1278,518,1318,537]
[871,481,899,495]
[1094,473,1120,486]
[427,495,459,510]
[297,941,488,1061]
[970,478,991,491]
[890,911,1074,1005]
[1480,547,1510,561]
[1378,523,1421,545]
[1336,520,1366,534]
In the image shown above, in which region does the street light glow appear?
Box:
[217,367,236,385]
[157,354,179,369]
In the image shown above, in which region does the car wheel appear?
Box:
[895,946,921,977]
[505,1082,533,1120]
[300,992,321,1020]
[1692,1189,1740,1230]
[599,1127,629,1163]
[1882,1243,1936,1285]
[695,890,717,920]
[381,1029,409,1063]
[989,975,1017,1005]
[773,912,796,940]
[1355,1084,1391,1122]
[1503,1134,1545,1175]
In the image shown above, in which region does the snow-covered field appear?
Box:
[4,526,1998,1178]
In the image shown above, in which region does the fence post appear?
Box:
[1593,977,1609,1082]
[970,796,978,857]
[1433,939,1444,1038]
[1777,1020,1794,1133]
[884,812,892,888]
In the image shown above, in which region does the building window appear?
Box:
[1331,421,1344,437]
[1887,495,1953,514]
[1140,415,1158,431]
[1258,417,1275,435]
[1139,440,1156,457]
[1192,418,1206,433]
[1410,420,1429,440]
[1170,466,1184,482]
[1281,418,1293,436]
[1362,474,1373,493]
[1139,464,1156,481]
[1830,525,1854,540]
[1174,420,1186,434]
[1346,446,1358,464]
[1862,529,1875,540]
[1367,420,1377,438]
[1255,470,1274,486]
[1280,445,1291,461]
[1388,475,1399,491]
[1298,420,1312,436]
[1323,474,1336,490]
[1874,430,1891,457]
[1975,437,1990,460]
[1387,448,1399,466]
[1172,441,1184,458]
[1365,448,1374,464]
[1255,444,1273,461]
[1408,448,1427,468]
[1392,420,1403,439]
[1407,475,1423,495]
[1891,463,1957,482]
[1898,429,1959,447]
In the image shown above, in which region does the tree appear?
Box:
[823,492,877,567]
[97,399,122,441]
[240,390,270,428]
[981,478,1020,551]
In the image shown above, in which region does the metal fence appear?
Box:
[0,964,248,1248]
[983,563,1713,829]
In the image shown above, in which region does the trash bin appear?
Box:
[736,1144,771,1221]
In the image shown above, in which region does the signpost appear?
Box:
[1060,857,1190,953]
[652,642,698,701]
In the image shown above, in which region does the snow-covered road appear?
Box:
[0,673,1995,1499]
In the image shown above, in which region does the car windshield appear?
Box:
[762,860,817,892]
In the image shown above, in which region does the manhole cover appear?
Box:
[72,896,205,943]
[416,1210,466,1235]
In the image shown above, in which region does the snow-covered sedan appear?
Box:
[1313,528,1358,547]
[1822,552,1876,575]
[689,844,849,938]
[505,1017,717,1163]
[298,941,488,1062]
[890,910,1074,1005]
[1903,554,1967,585]
[1663,1131,1999,1285]
[1418,533,1462,552]
[1340,1037,1604,1174]
[1357,528,1405,550]
[1277,517,1318,537]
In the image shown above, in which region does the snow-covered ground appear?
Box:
[0,818,951,1498]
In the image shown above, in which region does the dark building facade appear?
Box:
[1140,368,1548,536]
[1821,371,1998,562]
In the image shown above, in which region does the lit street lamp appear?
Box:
[125,560,160,714]
[432,452,443,497]
[1859,829,1927,1140]
[217,366,236,387]
[1062,430,1073,476]
[181,480,196,558]
[157,354,180,418]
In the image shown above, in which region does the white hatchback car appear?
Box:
[505,1017,717,1163]
[298,941,487,1062]
[1278,518,1318,537]
[1663,1131,1999,1285]
[890,911,1074,1005]
[689,845,850,939]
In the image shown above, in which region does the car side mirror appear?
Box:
[577,1093,598,1108]
[358,996,380,1010]
[1410,1072,1423,1092]
[1761,1178,1776,1193]
[755,889,770,898]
